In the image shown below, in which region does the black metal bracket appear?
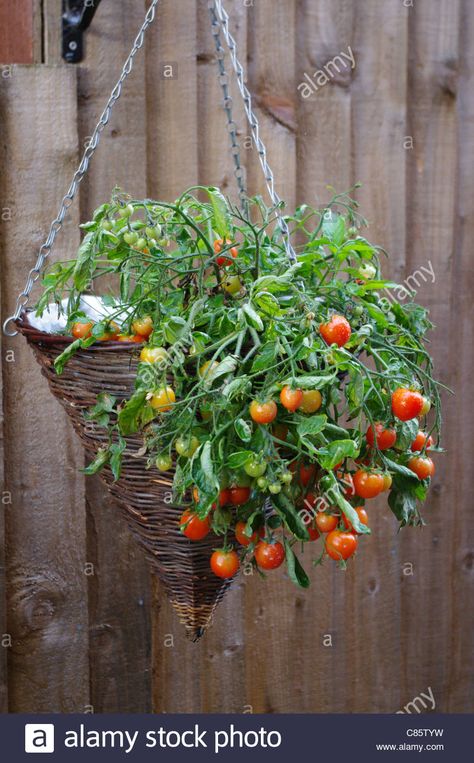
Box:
[62,0,103,63]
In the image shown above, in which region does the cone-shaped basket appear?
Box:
[17,315,234,640]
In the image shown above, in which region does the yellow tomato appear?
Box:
[222,275,242,295]
[199,360,219,379]
[150,386,176,411]
[299,389,323,413]
[132,316,153,338]
[140,346,168,364]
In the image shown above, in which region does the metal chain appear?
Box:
[208,0,297,264]
[3,0,160,336]
[207,3,247,213]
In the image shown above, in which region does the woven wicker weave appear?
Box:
[17,315,233,640]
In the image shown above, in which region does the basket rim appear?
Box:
[16,310,144,350]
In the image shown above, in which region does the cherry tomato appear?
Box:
[421,397,431,415]
[337,472,355,498]
[180,509,211,541]
[254,540,285,570]
[117,333,145,343]
[132,316,153,338]
[249,399,277,424]
[272,423,288,442]
[391,388,424,421]
[175,435,200,458]
[320,314,352,347]
[199,360,219,379]
[268,482,282,494]
[366,422,397,450]
[315,512,338,533]
[382,473,393,491]
[97,322,120,341]
[244,458,267,478]
[280,385,303,411]
[210,549,240,579]
[307,523,320,541]
[353,469,385,499]
[235,521,264,547]
[290,461,317,487]
[299,389,322,413]
[411,431,434,452]
[222,275,242,295]
[219,487,230,506]
[140,346,168,364]
[214,237,238,266]
[358,263,377,280]
[150,386,176,411]
[229,485,251,506]
[342,507,369,534]
[407,456,435,480]
[156,454,172,471]
[72,321,94,339]
[325,530,358,560]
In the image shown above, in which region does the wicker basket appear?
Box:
[17,315,234,640]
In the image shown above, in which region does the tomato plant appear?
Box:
[40,185,443,589]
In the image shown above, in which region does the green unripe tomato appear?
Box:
[146,224,162,239]
[156,454,172,471]
[101,219,113,231]
[135,237,147,250]
[353,305,364,317]
[348,226,358,237]
[257,476,268,490]
[123,230,138,245]
[244,459,267,478]
[268,482,282,495]
[175,436,200,458]
[280,471,293,485]
[118,203,134,218]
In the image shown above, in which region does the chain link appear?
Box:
[207,3,248,213]
[3,0,160,336]
[208,0,297,264]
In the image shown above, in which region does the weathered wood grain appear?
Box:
[55,0,152,713]
[0,0,34,64]
[0,65,89,712]
[401,0,461,713]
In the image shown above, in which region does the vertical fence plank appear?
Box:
[72,0,152,713]
[0,65,89,712]
[0,0,34,64]
[146,0,201,713]
[344,0,408,712]
[447,0,474,712]
[0,212,6,713]
[296,0,356,713]
[401,0,460,712]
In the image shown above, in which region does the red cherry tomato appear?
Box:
[411,431,434,452]
[72,321,94,339]
[280,385,303,412]
[353,470,385,499]
[320,314,352,347]
[342,507,369,534]
[289,461,317,487]
[325,530,358,560]
[254,540,285,570]
[391,388,424,421]
[214,238,238,266]
[315,512,338,533]
[249,399,278,424]
[366,422,397,450]
[210,549,240,579]
[229,486,251,506]
[235,521,264,547]
[307,523,320,541]
[407,456,435,480]
[219,488,231,507]
[179,509,211,540]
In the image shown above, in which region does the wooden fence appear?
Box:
[0,0,472,713]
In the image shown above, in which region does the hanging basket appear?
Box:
[17,315,233,640]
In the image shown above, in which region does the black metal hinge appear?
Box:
[62,0,103,63]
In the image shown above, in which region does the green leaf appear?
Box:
[251,341,279,372]
[73,232,96,291]
[383,456,419,483]
[207,187,230,237]
[54,336,95,374]
[234,418,252,442]
[223,376,251,400]
[253,291,281,317]
[227,450,253,469]
[396,419,419,450]
[317,439,359,470]
[109,436,126,481]
[281,373,336,389]
[325,472,371,535]
[200,441,218,488]
[117,390,147,435]
[163,316,187,343]
[83,448,110,475]
[283,538,310,589]
[241,303,264,332]
[271,492,309,541]
[296,415,327,438]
